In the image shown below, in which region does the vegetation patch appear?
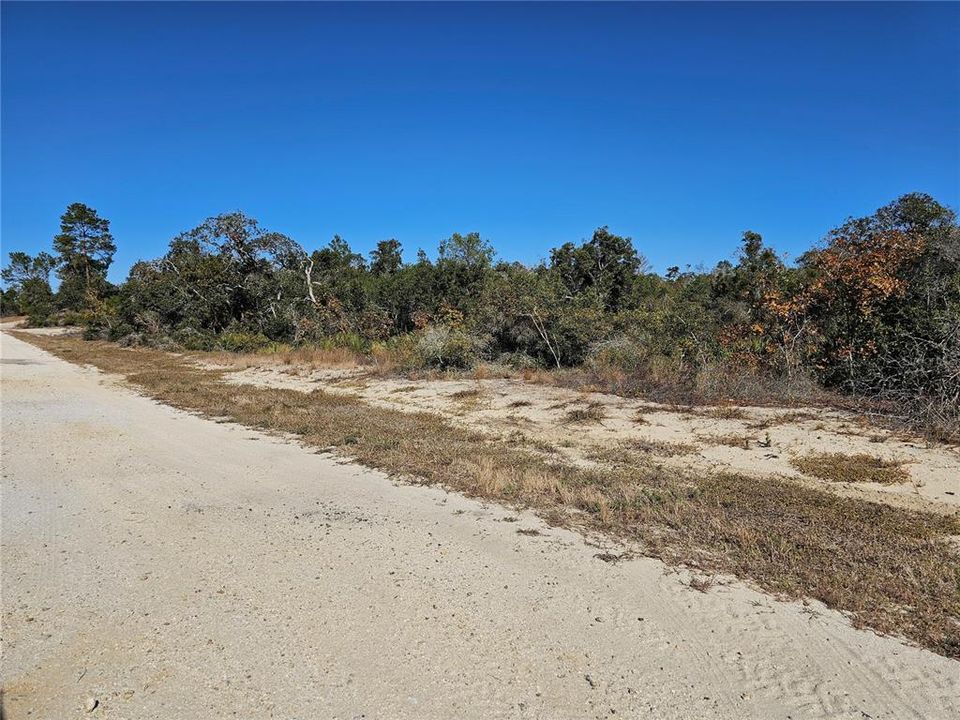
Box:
[450,387,483,400]
[699,433,754,450]
[507,399,533,408]
[17,332,960,658]
[791,453,910,485]
[589,439,697,464]
[697,406,749,421]
[563,402,607,424]
[748,411,816,429]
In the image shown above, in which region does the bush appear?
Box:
[586,337,650,373]
[497,351,542,370]
[316,332,368,354]
[58,309,92,327]
[370,333,422,373]
[107,322,135,342]
[417,326,485,369]
[172,327,216,351]
[117,332,146,347]
[82,325,108,341]
[217,331,272,352]
[551,306,609,366]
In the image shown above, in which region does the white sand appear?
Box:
[2,331,957,718]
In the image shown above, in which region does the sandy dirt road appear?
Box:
[1,330,957,719]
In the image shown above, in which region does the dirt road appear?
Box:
[1,331,957,719]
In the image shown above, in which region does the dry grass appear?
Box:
[507,399,533,408]
[699,433,754,450]
[209,345,365,370]
[16,331,960,659]
[544,360,958,444]
[589,439,698,464]
[697,406,749,421]
[563,402,607,424]
[791,453,911,485]
[748,411,817,430]
[450,387,483,400]
[687,574,716,593]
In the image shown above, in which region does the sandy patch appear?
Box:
[3,331,958,719]
[219,364,960,516]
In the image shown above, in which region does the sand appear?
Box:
[219,364,960,516]
[2,330,957,719]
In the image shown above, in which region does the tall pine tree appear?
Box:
[53,202,116,309]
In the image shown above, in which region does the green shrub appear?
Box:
[117,332,146,347]
[108,322,135,342]
[82,325,108,341]
[58,309,92,327]
[316,332,368,354]
[172,327,215,351]
[417,326,484,369]
[216,331,272,352]
[587,337,650,373]
[498,351,542,370]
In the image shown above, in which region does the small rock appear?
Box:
[84,696,99,713]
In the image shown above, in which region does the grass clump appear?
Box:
[563,402,606,424]
[450,387,483,400]
[589,439,697,464]
[699,433,754,450]
[791,452,909,485]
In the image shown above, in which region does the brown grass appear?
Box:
[696,406,749,421]
[450,387,483,400]
[563,402,607,424]
[507,399,533,408]
[748,411,817,430]
[699,433,753,450]
[545,361,958,445]
[791,453,911,485]
[15,331,960,658]
[687,574,716,593]
[209,345,365,370]
[588,439,698,464]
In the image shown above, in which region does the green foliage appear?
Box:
[1,250,58,323]
[217,331,273,352]
[5,194,957,434]
[550,227,646,313]
[53,203,116,310]
[800,194,959,419]
[370,239,403,276]
[417,326,486,369]
[0,286,20,316]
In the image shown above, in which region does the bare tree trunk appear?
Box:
[526,309,561,369]
[304,259,318,306]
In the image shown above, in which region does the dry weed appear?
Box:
[563,403,606,424]
[791,453,910,485]
[699,433,753,450]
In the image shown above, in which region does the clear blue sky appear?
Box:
[2,1,958,281]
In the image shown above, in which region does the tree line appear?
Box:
[3,194,958,435]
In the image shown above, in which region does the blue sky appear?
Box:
[2,2,958,281]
